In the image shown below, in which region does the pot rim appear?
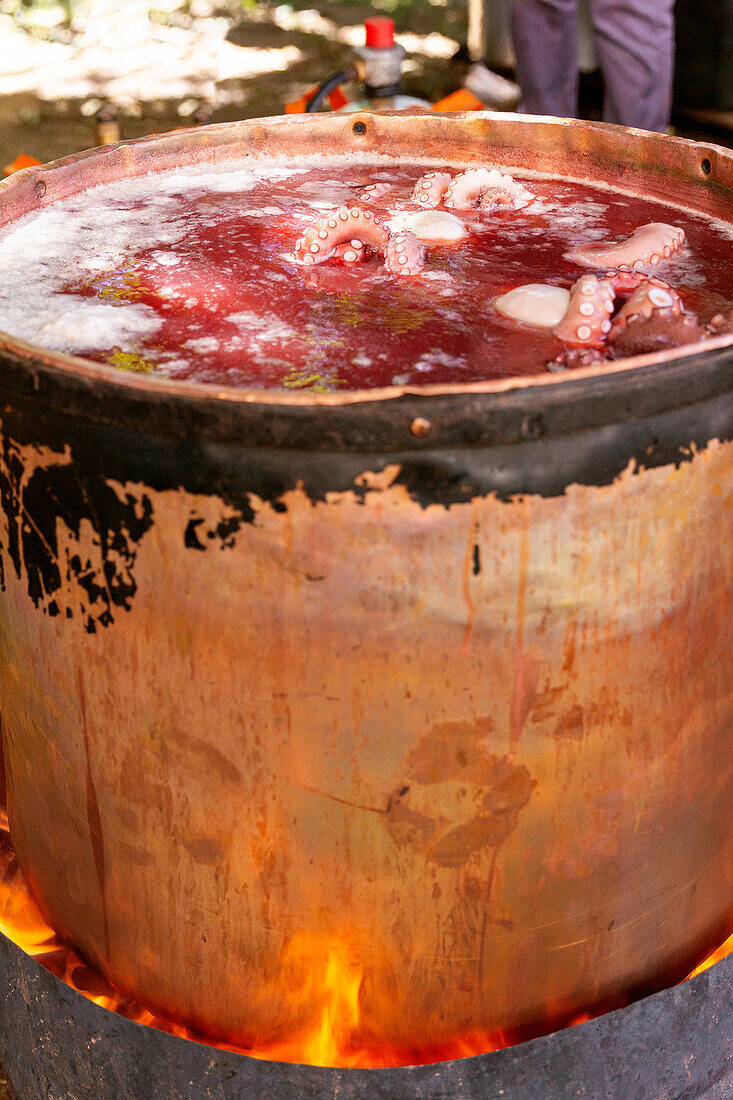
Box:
[1,111,732,448]
[2,325,733,409]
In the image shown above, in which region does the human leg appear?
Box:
[589,0,675,131]
[510,0,580,118]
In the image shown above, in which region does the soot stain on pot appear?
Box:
[0,376,730,626]
[184,514,244,551]
[0,427,154,631]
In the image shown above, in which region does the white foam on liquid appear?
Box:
[150,251,183,267]
[184,336,221,353]
[414,349,468,373]
[1,151,731,371]
[0,159,309,355]
[227,309,296,343]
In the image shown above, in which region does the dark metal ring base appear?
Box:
[0,929,731,1100]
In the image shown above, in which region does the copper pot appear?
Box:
[0,112,731,1054]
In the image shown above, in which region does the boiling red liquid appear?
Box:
[67,162,733,390]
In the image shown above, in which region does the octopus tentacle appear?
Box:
[332,241,372,265]
[384,231,426,276]
[293,206,390,265]
[609,278,682,339]
[554,274,616,347]
[547,346,609,372]
[568,223,685,270]
[357,182,393,204]
[608,309,707,358]
[411,172,453,209]
[443,168,533,211]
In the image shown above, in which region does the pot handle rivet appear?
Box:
[35,180,47,198]
[701,158,712,176]
[521,413,544,440]
[410,416,432,438]
[352,120,367,136]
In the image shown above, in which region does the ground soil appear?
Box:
[0,0,470,171]
[0,0,730,179]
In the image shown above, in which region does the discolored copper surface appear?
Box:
[0,113,731,1055]
[1,433,731,1048]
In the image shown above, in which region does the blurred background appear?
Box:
[1,0,732,176]
[0,0,470,170]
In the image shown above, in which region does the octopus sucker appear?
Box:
[332,241,371,265]
[547,346,609,372]
[443,168,534,211]
[384,231,426,276]
[604,268,647,294]
[357,182,393,204]
[608,278,682,339]
[495,284,571,328]
[567,223,685,270]
[554,275,616,347]
[411,172,452,209]
[293,205,390,265]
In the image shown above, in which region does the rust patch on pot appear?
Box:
[387,716,535,868]
[404,716,497,785]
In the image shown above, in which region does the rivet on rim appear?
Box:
[521,413,544,440]
[35,180,47,198]
[410,417,432,438]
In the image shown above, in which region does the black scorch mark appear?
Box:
[184,513,245,551]
[0,434,154,632]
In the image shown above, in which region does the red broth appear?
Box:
[1,158,731,390]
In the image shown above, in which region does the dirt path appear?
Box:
[1,1,728,176]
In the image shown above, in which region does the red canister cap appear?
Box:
[364,16,395,48]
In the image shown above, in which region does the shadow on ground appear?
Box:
[0,0,469,171]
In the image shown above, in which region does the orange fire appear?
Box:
[251,934,364,1067]
[686,932,733,979]
[0,810,730,1067]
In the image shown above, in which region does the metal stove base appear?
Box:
[0,930,730,1100]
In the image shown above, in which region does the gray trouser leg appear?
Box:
[510,0,580,119]
[589,0,675,132]
[509,0,675,132]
